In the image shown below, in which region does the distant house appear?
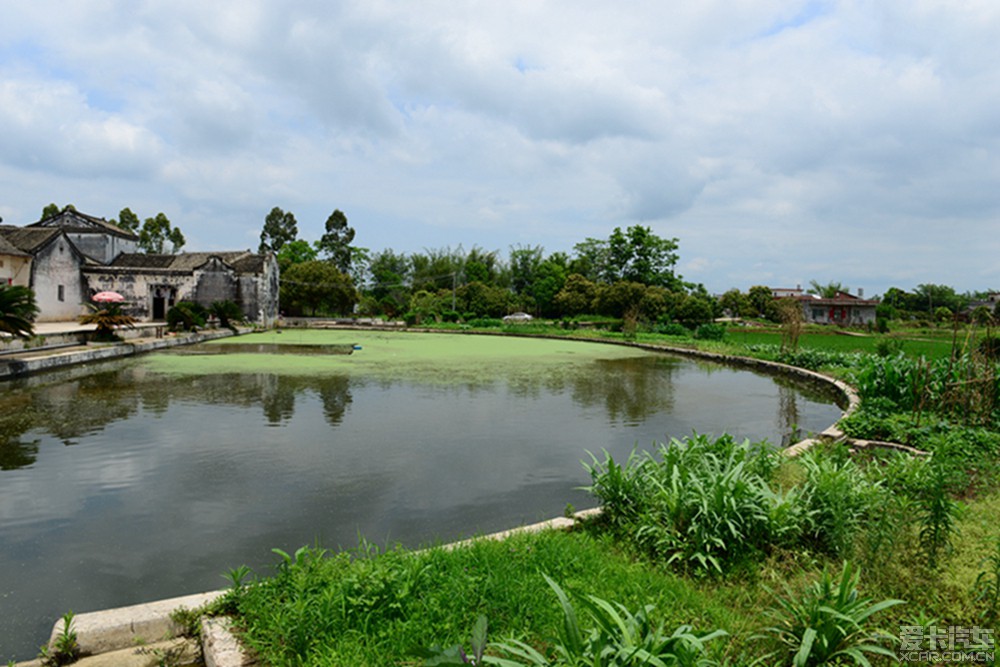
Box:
[795,291,878,326]
[771,286,805,299]
[84,252,279,323]
[28,209,140,264]
[0,210,279,326]
[0,224,93,320]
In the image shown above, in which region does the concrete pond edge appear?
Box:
[17,331,865,666]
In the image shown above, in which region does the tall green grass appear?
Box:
[221,531,743,666]
[584,435,879,575]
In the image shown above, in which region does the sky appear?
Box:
[0,1,998,297]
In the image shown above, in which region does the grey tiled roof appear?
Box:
[0,226,61,254]
[30,210,139,240]
[0,230,31,257]
[109,251,266,274]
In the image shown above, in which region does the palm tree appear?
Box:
[808,280,847,298]
[0,284,39,339]
[210,300,245,331]
[79,303,137,341]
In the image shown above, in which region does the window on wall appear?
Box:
[58,285,65,301]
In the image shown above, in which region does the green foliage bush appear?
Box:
[166,301,207,332]
[757,562,903,666]
[693,323,726,341]
[799,448,878,558]
[849,352,1000,427]
[466,317,503,328]
[651,321,689,337]
[488,574,726,666]
[742,344,861,370]
[585,436,884,575]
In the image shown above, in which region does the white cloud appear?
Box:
[0,0,998,293]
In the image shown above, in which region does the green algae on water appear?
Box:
[142,330,654,385]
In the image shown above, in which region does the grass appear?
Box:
[210,322,1000,665]
[222,531,753,665]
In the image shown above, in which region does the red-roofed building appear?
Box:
[795,291,878,326]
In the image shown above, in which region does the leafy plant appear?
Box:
[585,435,805,574]
[874,336,904,357]
[79,302,137,341]
[166,301,207,332]
[39,610,80,666]
[916,462,959,569]
[693,323,726,341]
[0,284,39,339]
[490,574,726,666]
[799,448,876,558]
[224,564,253,590]
[415,614,489,666]
[209,300,245,331]
[973,534,1000,625]
[134,642,190,667]
[756,562,903,666]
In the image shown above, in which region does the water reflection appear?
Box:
[0,352,842,662]
[0,356,840,472]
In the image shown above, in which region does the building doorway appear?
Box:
[151,286,176,320]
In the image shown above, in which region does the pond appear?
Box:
[0,331,842,661]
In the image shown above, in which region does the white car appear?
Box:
[502,312,534,323]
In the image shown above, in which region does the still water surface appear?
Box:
[0,336,841,660]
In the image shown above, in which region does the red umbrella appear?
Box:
[92,291,125,303]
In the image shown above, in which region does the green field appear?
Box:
[723,326,971,361]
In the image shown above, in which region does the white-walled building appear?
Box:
[0,210,279,326]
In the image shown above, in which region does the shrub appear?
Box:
[874,336,904,357]
[166,302,207,332]
[980,336,1000,360]
[210,300,245,331]
[466,318,503,328]
[693,323,726,341]
[653,321,690,337]
[585,435,800,574]
[799,448,876,558]
[489,574,727,667]
[757,562,903,666]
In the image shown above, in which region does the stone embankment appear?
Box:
[0,324,239,381]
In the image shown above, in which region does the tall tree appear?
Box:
[281,260,357,316]
[509,245,543,296]
[718,288,751,318]
[554,274,598,317]
[463,247,501,286]
[532,257,568,317]
[748,285,776,320]
[368,249,410,298]
[41,203,61,220]
[316,209,355,273]
[808,280,847,298]
[913,283,964,313]
[276,239,318,272]
[116,207,141,234]
[139,213,185,254]
[0,285,39,339]
[573,225,680,289]
[259,207,298,254]
[411,247,464,293]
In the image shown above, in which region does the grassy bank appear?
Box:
[207,323,999,666]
